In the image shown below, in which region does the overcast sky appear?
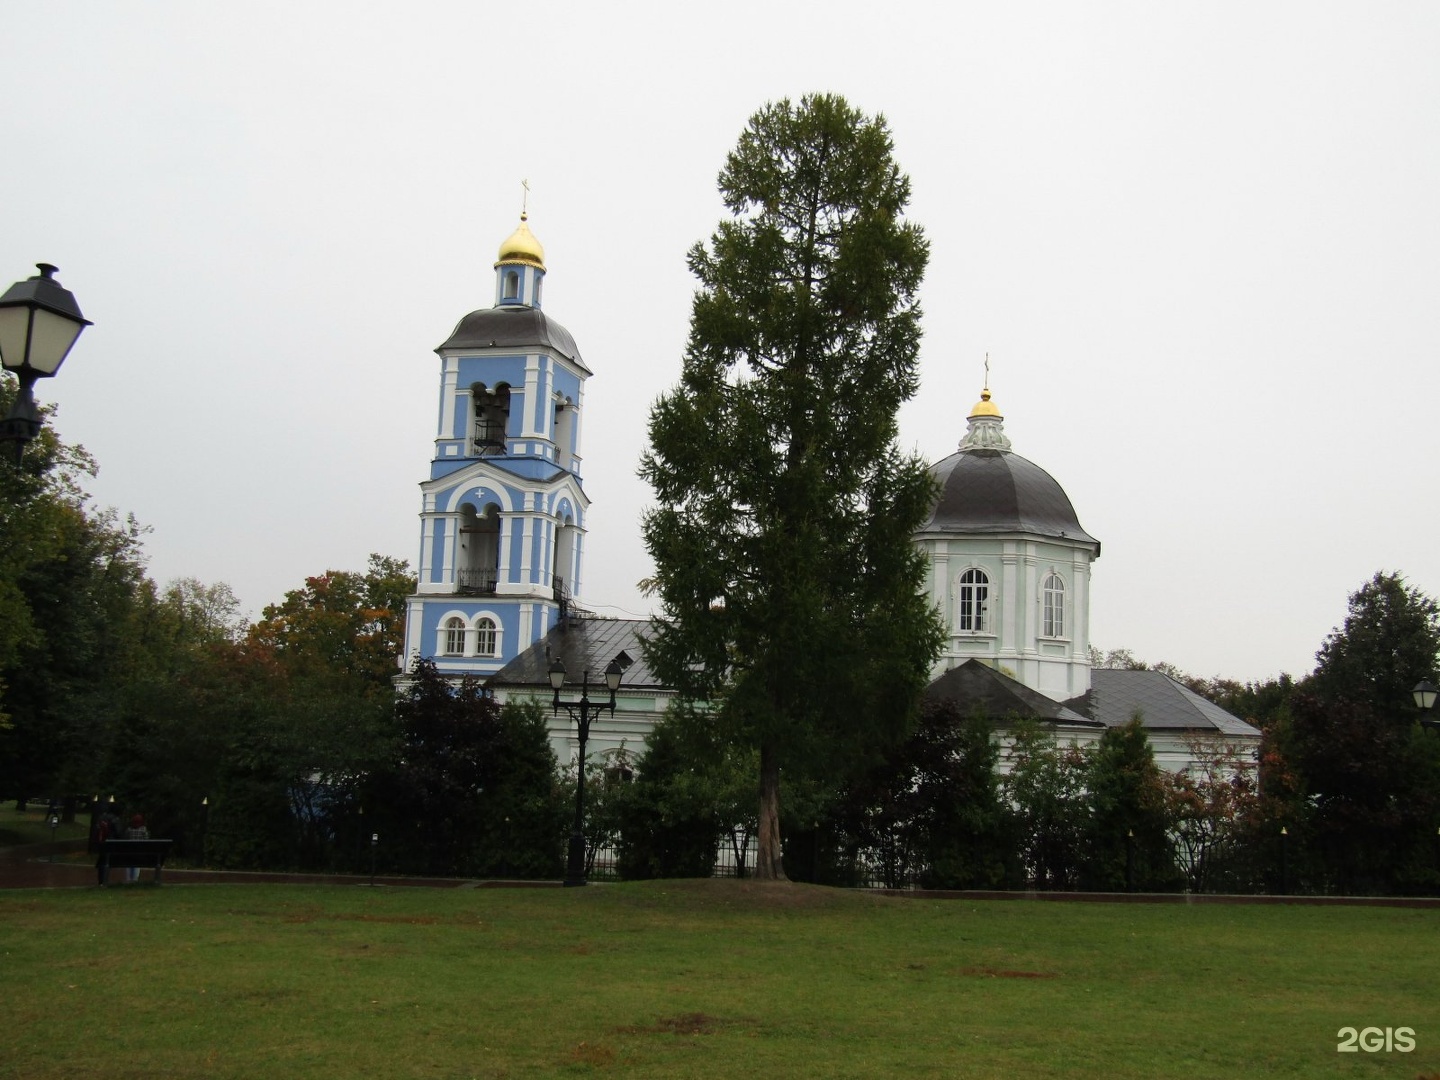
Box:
[4,2,1437,685]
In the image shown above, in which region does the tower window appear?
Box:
[958,568,988,632]
[503,271,519,300]
[443,617,466,656]
[475,617,498,658]
[1042,573,1066,638]
[553,400,576,469]
[471,385,511,455]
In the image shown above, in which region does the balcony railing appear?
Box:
[471,418,506,456]
[458,568,498,596]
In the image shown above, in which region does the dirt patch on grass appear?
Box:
[656,1013,723,1035]
[569,1040,616,1065]
[957,965,1059,979]
[614,1012,732,1037]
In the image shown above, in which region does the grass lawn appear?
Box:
[1,879,1437,1079]
[0,804,90,848]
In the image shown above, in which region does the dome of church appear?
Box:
[922,449,1098,549]
[436,307,587,369]
[919,387,1099,551]
[495,214,545,270]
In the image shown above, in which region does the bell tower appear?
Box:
[400,212,592,677]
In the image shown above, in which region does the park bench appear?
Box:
[98,839,173,885]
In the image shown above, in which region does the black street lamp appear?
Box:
[0,264,91,465]
[1412,680,1439,726]
[1279,826,1289,896]
[550,657,623,887]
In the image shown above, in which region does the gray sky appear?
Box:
[4,2,1437,685]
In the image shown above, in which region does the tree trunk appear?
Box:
[754,742,787,881]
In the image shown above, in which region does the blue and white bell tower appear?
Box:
[400,212,591,677]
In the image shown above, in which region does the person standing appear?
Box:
[124,814,149,883]
[95,807,123,886]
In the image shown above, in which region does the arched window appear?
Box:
[553,399,576,468]
[958,568,988,632]
[553,512,576,594]
[474,617,498,658]
[1043,573,1066,638]
[443,616,466,656]
[503,271,519,300]
[471,384,510,455]
[458,503,501,594]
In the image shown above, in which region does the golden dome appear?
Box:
[495,213,545,270]
[969,387,1002,418]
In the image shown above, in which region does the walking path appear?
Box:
[5,842,1436,906]
[0,840,557,891]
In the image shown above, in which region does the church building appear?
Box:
[398,213,591,677]
[917,383,1260,769]
[404,215,1259,773]
[918,383,1099,700]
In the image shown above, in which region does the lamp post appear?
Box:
[0,264,91,464]
[1412,680,1439,724]
[550,657,622,887]
[1279,826,1289,896]
[1415,682,1440,887]
[199,797,209,867]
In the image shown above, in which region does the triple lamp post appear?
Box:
[549,657,623,887]
[0,264,91,465]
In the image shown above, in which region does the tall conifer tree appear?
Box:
[641,95,943,880]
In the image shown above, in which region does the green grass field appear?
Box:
[1,879,1437,1079]
[0,805,89,848]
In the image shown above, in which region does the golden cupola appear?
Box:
[969,386,1001,419]
[495,213,546,271]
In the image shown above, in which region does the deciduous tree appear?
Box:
[641,94,943,880]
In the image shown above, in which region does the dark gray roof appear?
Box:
[1064,669,1260,737]
[921,449,1099,552]
[437,307,589,372]
[924,659,1099,725]
[487,618,664,692]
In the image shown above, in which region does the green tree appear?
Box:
[1002,721,1091,890]
[1277,692,1440,895]
[203,555,415,869]
[1311,571,1440,713]
[615,710,725,880]
[830,701,1012,889]
[1268,573,1440,894]
[366,661,563,879]
[640,94,943,880]
[0,375,160,809]
[1082,716,1177,892]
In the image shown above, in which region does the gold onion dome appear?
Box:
[496,213,545,270]
[969,387,1001,418]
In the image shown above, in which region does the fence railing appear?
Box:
[457,569,497,595]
